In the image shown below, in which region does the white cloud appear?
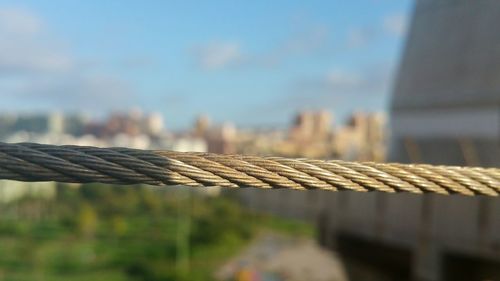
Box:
[3,74,135,111]
[0,6,136,113]
[279,64,395,110]
[192,42,243,70]
[330,65,392,94]
[383,13,408,37]
[278,25,329,55]
[327,70,362,87]
[345,12,408,49]
[0,7,72,74]
[346,28,375,48]
[0,7,42,34]
[191,24,331,71]
[247,64,395,125]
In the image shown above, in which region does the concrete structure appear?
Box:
[328,1,500,279]
[389,0,500,167]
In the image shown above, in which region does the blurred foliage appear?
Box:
[0,184,313,281]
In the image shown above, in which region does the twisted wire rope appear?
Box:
[0,142,498,197]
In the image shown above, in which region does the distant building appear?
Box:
[206,122,236,154]
[0,113,87,140]
[313,111,332,140]
[333,112,386,161]
[290,111,315,143]
[84,111,166,138]
[143,112,164,136]
[194,114,211,137]
[290,111,334,143]
[48,112,64,135]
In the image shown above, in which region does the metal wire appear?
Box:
[0,142,498,196]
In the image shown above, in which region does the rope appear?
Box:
[0,142,498,196]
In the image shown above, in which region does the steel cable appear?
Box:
[0,142,498,197]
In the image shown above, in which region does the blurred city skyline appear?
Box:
[0,0,411,129]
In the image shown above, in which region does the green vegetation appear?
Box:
[0,184,313,281]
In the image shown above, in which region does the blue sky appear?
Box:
[0,0,413,129]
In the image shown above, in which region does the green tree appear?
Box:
[78,203,97,239]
